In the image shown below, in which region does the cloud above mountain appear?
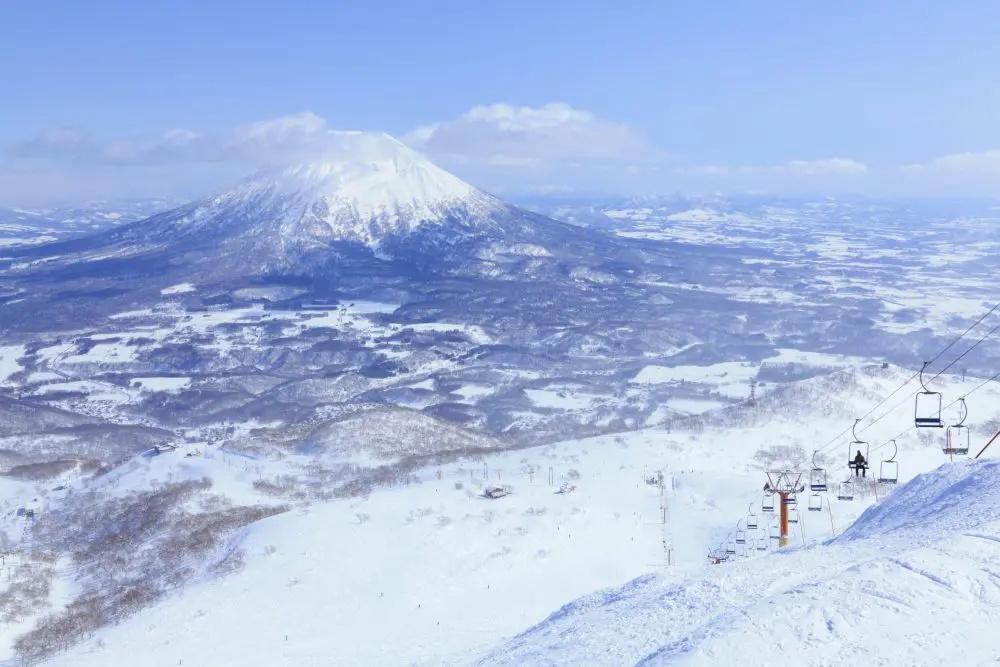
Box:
[2,105,997,204]
[7,112,331,166]
[404,103,655,167]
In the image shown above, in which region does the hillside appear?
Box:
[0,363,993,666]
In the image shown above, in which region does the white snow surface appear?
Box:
[475,459,1000,667]
[11,365,1000,667]
[160,283,197,295]
[0,344,25,385]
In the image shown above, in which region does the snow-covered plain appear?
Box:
[3,364,997,666]
[0,344,25,385]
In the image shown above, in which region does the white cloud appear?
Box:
[405,103,655,166]
[686,157,868,178]
[13,105,1000,203]
[786,157,868,175]
[8,112,334,166]
[901,149,1000,176]
[895,149,1000,196]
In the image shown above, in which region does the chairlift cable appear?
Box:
[869,367,1000,456]
[811,300,1000,460]
[928,319,1000,383]
[926,301,1000,368]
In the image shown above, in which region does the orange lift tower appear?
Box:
[764,470,804,548]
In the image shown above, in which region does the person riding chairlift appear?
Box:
[853,450,868,477]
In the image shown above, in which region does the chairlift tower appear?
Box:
[765,470,803,548]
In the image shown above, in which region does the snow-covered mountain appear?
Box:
[132,132,511,251]
[3,133,552,278]
[216,134,506,245]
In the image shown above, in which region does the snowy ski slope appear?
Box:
[3,365,997,666]
[476,459,1000,667]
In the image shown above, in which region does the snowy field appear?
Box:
[1,363,997,666]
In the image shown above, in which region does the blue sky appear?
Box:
[3,0,1000,203]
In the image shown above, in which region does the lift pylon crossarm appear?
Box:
[764,470,803,549]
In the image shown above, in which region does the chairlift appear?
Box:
[725,535,736,555]
[735,519,746,544]
[809,450,828,492]
[808,493,824,512]
[945,398,971,456]
[788,507,799,524]
[915,361,944,428]
[878,439,900,484]
[837,479,855,501]
[762,494,775,513]
[756,529,768,551]
[847,418,870,478]
[782,494,797,507]
[746,504,759,530]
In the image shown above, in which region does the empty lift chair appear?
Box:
[769,519,781,546]
[838,479,855,501]
[762,494,775,513]
[915,361,944,428]
[756,528,768,551]
[746,504,759,530]
[735,519,747,545]
[945,397,971,456]
[808,493,824,512]
[878,439,899,484]
[788,507,800,525]
[809,450,828,492]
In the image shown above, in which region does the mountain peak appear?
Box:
[201,131,503,245]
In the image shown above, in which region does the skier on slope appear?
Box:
[853,450,868,477]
